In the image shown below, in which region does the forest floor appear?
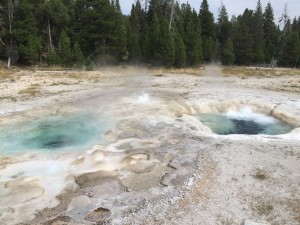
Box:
[0,65,300,225]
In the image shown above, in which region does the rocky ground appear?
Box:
[0,65,299,225]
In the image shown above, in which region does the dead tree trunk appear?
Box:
[47,16,53,52]
[169,0,176,30]
[7,0,14,67]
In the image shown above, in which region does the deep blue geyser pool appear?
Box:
[0,113,111,154]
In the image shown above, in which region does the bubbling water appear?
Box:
[225,107,276,124]
[132,91,150,104]
[196,107,295,135]
[136,92,150,103]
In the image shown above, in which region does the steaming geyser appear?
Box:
[196,107,294,135]
[0,113,111,154]
[131,91,150,103]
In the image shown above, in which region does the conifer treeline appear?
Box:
[0,0,299,68]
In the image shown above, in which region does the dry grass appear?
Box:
[67,72,86,80]
[257,203,274,216]
[152,67,205,76]
[65,71,103,81]
[0,96,17,102]
[39,70,100,81]
[50,81,73,86]
[252,168,268,180]
[223,66,300,78]
[0,68,15,80]
[18,87,40,96]
[38,65,65,71]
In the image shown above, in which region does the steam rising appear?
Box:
[137,92,150,103]
[225,107,277,124]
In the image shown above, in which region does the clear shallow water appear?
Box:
[0,113,111,154]
[196,111,294,135]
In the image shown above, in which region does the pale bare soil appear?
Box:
[0,65,299,225]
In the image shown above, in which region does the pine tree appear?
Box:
[278,4,292,67]
[241,9,255,37]
[114,0,127,61]
[140,24,151,61]
[234,19,253,65]
[127,4,141,62]
[173,2,184,37]
[217,2,230,47]
[199,0,215,38]
[297,17,300,37]
[279,22,300,67]
[58,31,72,66]
[174,33,186,67]
[42,0,70,52]
[148,8,162,63]
[62,0,76,37]
[46,49,59,65]
[292,18,300,66]
[25,35,42,65]
[182,4,202,66]
[290,32,300,67]
[144,0,175,66]
[230,15,239,42]
[74,0,126,63]
[253,0,265,64]
[74,0,99,57]
[132,0,147,61]
[202,36,214,62]
[12,0,41,64]
[199,0,216,62]
[263,2,279,64]
[160,17,175,67]
[72,41,84,66]
[220,37,235,65]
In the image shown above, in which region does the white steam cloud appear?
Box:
[225,107,277,124]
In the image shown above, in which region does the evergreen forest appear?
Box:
[0,0,299,68]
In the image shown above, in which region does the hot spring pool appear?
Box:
[195,108,295,135]
[0,113,111,154]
